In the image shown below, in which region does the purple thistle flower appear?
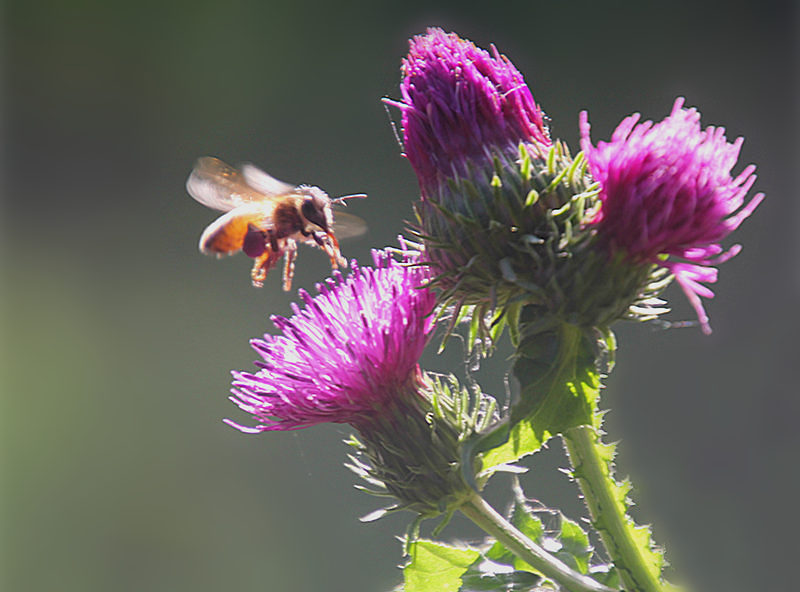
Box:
[580,98,764,334]
[385,29,590,334]
[387,28,551,195]
[226,247,435,432]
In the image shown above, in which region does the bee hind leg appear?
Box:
[281,240,298,292]
[250,247,281,288]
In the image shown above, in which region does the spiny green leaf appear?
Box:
[555,515,592,574]
[510,500,545,547]
[477,417,551,476]
[590,565,622,589]
[404,540,481,592]
[459,568,542,591]
[511,322,601,434]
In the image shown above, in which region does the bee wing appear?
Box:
[187,157,274,212]
[240,162,296,197]
[331,210,367,239]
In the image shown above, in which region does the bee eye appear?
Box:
[301,199,329,231]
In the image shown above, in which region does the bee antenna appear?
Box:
[333,193,368,206]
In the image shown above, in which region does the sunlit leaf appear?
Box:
[404,540,480,592]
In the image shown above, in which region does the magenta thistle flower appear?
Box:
[388,27,551,195]
[226,247,435,433]
[225,244,485,516]
[386,29,600,335]
[580,98,764,333]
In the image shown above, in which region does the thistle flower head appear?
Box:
[227,246,435,433]
[391,28,550,195]
[580,98,764,333]
[226,244,484,516]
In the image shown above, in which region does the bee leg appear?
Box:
[250,253,269,287]
[282,239,298,292]
[312,231,346,271]
[250,246,281,288]
[324,232,346,269]
[267,229,280,253]
[310,231,323,246]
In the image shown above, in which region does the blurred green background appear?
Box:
[3,1,797,590]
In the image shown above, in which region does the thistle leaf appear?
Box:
[404,540,481,592]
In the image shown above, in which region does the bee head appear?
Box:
[299,186,332,232]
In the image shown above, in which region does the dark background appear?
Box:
[3,1,797,591]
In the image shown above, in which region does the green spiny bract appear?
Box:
[346,374,496,519]
[412,142,671,349]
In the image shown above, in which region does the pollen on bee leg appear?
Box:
[250,248,280,288]
[282,240,298,291]
[250,260,267,288]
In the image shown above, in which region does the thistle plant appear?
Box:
[195,27,763,592]
[226,245,611,591]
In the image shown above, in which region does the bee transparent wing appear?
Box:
[187,156,268,212]
[240,162,296,197]
[331,210,367,239]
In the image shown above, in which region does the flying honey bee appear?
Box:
[187,157,366,291]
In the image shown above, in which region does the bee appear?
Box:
[187,157,366,291]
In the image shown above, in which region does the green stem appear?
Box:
[563,425,664,592]
[459,493,616,592]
